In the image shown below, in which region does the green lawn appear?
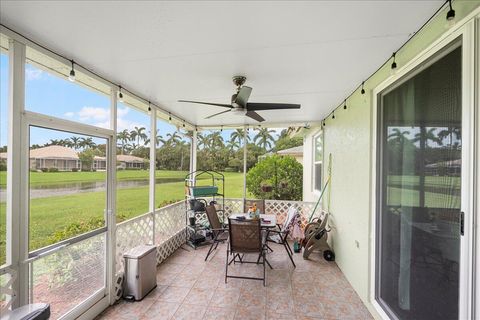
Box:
[0,170,249,264]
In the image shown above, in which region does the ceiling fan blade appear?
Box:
[245,110,265,122]
[205,109,232,119]
[246,102,301,111]
[234,86,252,108]
[178,100,232,108]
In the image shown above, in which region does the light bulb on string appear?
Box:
[390,52,397,75]
[118,86,124,103]
[68,60,76,82]
[446,0,456,28]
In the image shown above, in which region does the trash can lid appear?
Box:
[124,245,157,259]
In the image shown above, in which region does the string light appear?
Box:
[322,120,326,127]
[390,52,397,75]
[221,126,223,132]
[118,86,124,103]
[446,0,455,28]
[168,113,172,124]
[148,101,152,114]
[361,81,365,95]
[343,99,347,110]
[332,112,335,120]
[183,120,186,128]
[68,60,75,82]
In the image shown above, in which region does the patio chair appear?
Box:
[244,199,266,215]
[226,217,272,286]
[264,206,298,267]
[204,204,229,261]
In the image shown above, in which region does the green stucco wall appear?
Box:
[318,1,480,318]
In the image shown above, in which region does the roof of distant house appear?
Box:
[277,145,303,156]
[117,154,146,163]
[30,145,79,159]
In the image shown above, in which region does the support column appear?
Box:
[7,39,27,307]
[149,109,157,246]
[243,126,247,200]
[190,129,197,173]
[107,88,118,304]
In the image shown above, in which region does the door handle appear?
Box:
[460,211,464,236]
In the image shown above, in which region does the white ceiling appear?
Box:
[0,1,443,127]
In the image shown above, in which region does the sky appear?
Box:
[0,53,285,149]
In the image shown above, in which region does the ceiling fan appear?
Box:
[178,76,301,122]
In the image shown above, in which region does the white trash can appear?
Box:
[123,245,157,300]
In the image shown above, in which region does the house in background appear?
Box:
[24,145,80,171]
[116,154,146,169]
[277,145,303,164]
[93,156,107,171]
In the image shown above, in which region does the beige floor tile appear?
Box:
[183,287,215,306]
[203,306,236,320]
[172,303,207,320]
[158,286,191,303]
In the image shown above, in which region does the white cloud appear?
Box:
[116,118,144,132]
[25,68,43,81]
[78,106,110,121]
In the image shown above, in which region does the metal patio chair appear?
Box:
[225,217,272,286]
[204,204,229,261]
[264,206,298,267]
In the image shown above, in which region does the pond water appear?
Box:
[0,177,183,201]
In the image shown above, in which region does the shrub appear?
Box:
[71,168,79,172]
[0,160,6,171]
[48,167,59,172]
[246,155,303,201]
[41,167,49,172]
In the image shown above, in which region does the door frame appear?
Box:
[370,18,477,320]
[21,110,115,319]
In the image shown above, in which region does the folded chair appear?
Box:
[226,217,272,286]
[204,204,229,261]
[264,206,298,267]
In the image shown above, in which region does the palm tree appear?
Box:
[208,131,224,150]
[145,129,164,147]
[438,126,461,147]
[413,127,443,208]
[229,129,249,148]
[254,128,275,150]
[70,136,81,150]
[197,133,210,149]
[165,132,181,147]
[130,127,147,148]
[79,137,96,150]
[388,128,411,146]
[413,128,443,148]
[117,129,130,155]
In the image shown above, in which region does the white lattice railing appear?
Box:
[1,198,317,308]
[0,266,17,312]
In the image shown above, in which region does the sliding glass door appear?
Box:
[376,43,463,319]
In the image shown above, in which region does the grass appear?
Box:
[0,171,249,264]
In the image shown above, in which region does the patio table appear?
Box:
[228,213,277,228]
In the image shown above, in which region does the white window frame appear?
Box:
[370,15,478,320]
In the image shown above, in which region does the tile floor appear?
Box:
[97,242,372,320]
